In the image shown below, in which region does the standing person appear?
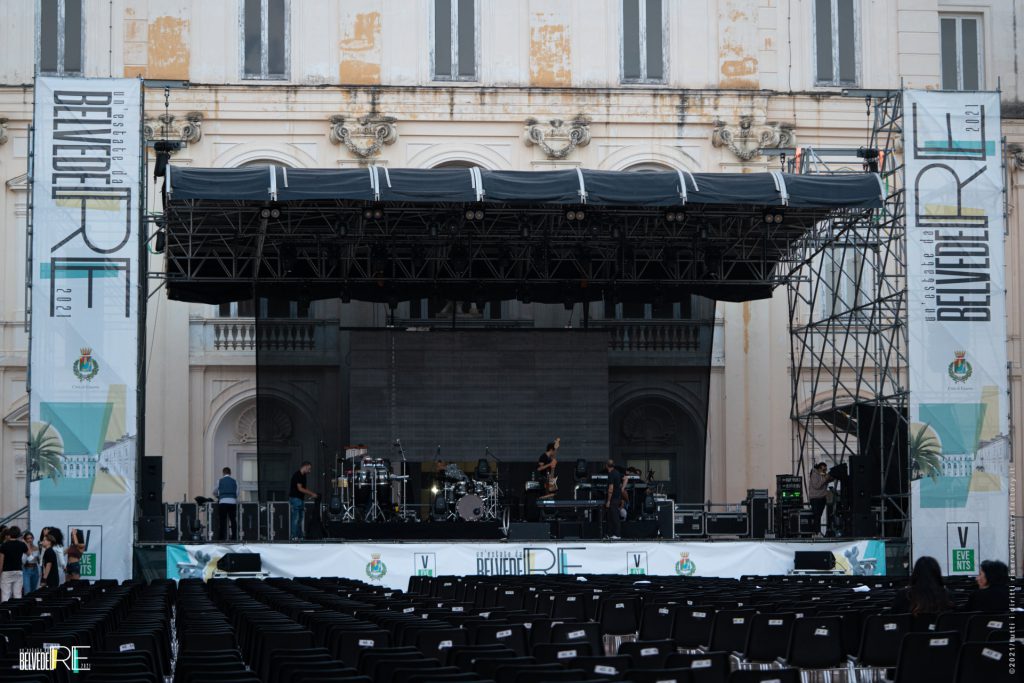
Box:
[536,437,560,498]
[213,467,239,541]
[40,535,60,589]
[966,559,1012,613]
[288,461,318,540]
[21,531,39,594]
[46,528,66,585]
[807,462,832,536]
[0,527,28,601]
[604,459,623,540]
[65,529,84,582]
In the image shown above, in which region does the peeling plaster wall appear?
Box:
[719,0,760,89]
[529,2,573,87]
[339,4,382,85]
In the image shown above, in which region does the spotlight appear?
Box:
[762,208,785,224]
[260,208,271,219]
[665,210,685,222]
[373,209,383,220]
[465,209,475,220]
[431,486,439,495]
[363,208,373,220]
[566,210,585,221]
[270,208,281,219]
[474,210,484,220]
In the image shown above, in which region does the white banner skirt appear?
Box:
[28,77,142,581]
[904,90,1009,574]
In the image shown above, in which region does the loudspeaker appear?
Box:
[177,502,199,541]
[621,520,659,539]
[794,550,836,571]
[848,455,879,513]
[851,511,880,537]
[747,497,772,539]
[141,456,163,516]
[657,501,674,539]
[507,522,550,541]
[240,502,261,541]
[216,552,261,572]
[138,515,164,542]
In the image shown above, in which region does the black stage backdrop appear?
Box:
[256,298,712,513]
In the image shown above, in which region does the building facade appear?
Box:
[1,0,1023,561]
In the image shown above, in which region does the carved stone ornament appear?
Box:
[143,111,203,145]
[711,115,795,161]
[523,116,591,160]
[1009,143,1024,171]
[0,118,8,146]
[329,114,398,158]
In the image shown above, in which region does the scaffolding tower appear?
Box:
[786,93,910,541]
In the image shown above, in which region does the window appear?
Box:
[243,0,287,79]
[821,247,870,317]
[218,299,257,318]
[38,0,83,75]
[814,0,857,86]
[940,15,982,91]
[622,0,664,82]
[604,300,693,320]
[433,0,476,80]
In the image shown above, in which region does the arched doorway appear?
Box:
[610,397,705,504]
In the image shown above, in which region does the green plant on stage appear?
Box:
[28,423,64,484]
[910,424,943,481]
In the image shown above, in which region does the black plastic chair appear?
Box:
[953,641,1015,683]
[892,631,961,683]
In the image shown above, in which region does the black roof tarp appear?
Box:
[166,166,883,209]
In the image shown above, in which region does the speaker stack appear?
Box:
[138,456,164,541]
[848,456,881,537]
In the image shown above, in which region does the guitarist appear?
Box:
[536,437,560,499]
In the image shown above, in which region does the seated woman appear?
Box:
[966,559,1012,613]
[892,556,953,615]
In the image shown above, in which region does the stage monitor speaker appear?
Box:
[217,552,262,573]
[747,497,772,539]
[794,550,836,571]
[240,502,261,541]
[141,456,162,516]
[508,522,550,541]
[621,520,659,539]
[138,515,163,542]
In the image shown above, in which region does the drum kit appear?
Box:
[436,463,502,522]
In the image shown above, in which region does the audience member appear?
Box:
[892,555,953,615]
[0,527,28,601]
[966,559,1012,613]
[21,531,39,594]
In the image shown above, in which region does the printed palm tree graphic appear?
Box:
[910,424,943,481]
[28,423,64,483]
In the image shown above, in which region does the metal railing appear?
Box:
[595,320,712,352]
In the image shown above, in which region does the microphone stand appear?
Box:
[484,446,503,521]
[395,438,408,521]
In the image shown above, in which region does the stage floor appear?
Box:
[161,538,889,588]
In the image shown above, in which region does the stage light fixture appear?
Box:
[465,209,475,220]
[373,209,384,220]
[762,208,785,224]
[260,208,271,219]
[664,210,685,222]
[270,208,281,219]
[566,210,585,221]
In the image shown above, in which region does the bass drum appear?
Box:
[456,494,485,521]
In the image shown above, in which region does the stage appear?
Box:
[158,538,888,589]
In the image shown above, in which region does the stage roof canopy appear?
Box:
[161,166,883,304]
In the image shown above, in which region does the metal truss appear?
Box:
[787,93,910,539]
[160,199,856,305]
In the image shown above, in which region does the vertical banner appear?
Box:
[29,77,141,581]
[905,91,1008,574]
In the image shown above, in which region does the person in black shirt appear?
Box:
[288,461,318,540]
[40,535,60,589]
[536,437,560,498]
[604,459,623,540]
[966,559,1012,613]
[0,527,28,601]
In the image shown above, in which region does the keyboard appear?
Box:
[535,499,605,509]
